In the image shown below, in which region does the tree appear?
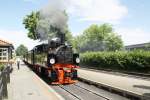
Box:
[106,33,123,51]
[23,11,39,40]
[83,24,112,41]
[73,23,124,52]
[72,35,84,52]
[66,30,73,43]
[16,44,28,56]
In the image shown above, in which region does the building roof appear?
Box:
[125,42,150,48]
[0,38,14,48]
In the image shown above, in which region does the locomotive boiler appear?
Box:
[24,33,80,84]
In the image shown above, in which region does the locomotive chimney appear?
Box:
[59,33,65,44]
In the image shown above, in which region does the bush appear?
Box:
[0,64,5,71]
[81,51,150,73]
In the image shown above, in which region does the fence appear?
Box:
[0,66,10,100]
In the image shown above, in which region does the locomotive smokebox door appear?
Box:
[47,54,56,67]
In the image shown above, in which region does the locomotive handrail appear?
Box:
[0,65,11,100]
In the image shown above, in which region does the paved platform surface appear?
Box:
[6,63,64,100]
[78,69,150,99]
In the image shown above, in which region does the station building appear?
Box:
[125,42,150,51]
[0,39,14,64]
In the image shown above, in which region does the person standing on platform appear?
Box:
[17,58,20,70]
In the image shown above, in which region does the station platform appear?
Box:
[6,63,64,100]
[78,68,150,99]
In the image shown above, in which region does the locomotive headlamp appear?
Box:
[76,58,80,63]
[50,58,55,64]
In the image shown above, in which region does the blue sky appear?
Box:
[0,0,150,49]
[120,0,150,29]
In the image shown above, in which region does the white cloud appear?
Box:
[116,28,150,45]
[25,0,128,23]
[66,0,128,22]
[0,29,39,50]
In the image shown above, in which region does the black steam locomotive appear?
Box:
[24,33,80,84]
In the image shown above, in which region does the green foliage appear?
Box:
[23,11,39,40]
[66,30,73,44]
[83,24,112,41]
[72,35,83,52]
[35,53,46,63]
[106,33,123,51]
[0,64,5,71]
[73,23,123,52]
[16,44,28,56]
[81,51,150,73]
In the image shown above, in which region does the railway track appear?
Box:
[74,84,110,100]
[52,81,129,100]
[58,85,82,100]
[59,84,109,100]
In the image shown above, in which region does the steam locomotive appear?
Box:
[24,33,80,84]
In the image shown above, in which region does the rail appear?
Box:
[0,66,11,100]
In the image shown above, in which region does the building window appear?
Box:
[0,48,8,61]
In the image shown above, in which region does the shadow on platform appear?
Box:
[142,93,150,100]
[133,85,150,90]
